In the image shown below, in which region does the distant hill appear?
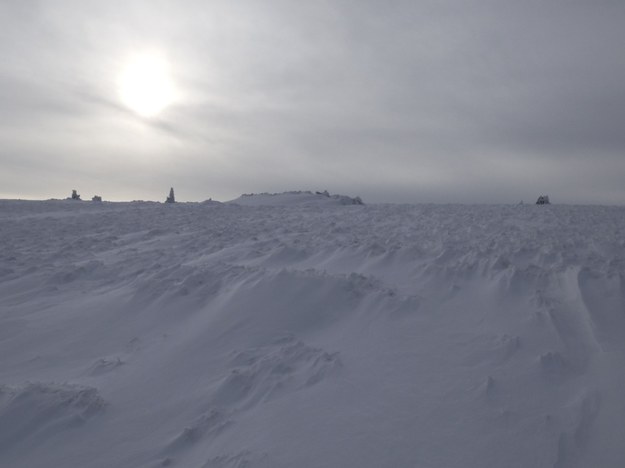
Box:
[227,190,363,206]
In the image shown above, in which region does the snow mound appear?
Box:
[227,191,363,206]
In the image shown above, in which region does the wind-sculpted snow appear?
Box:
[0,382,105,462]
[0,198,624,467]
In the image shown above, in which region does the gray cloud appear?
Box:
[1,0,624,203]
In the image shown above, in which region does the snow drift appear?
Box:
[0,197,624,467]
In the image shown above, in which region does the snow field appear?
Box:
[1,197,624,467]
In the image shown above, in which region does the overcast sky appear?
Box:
[1,0,624,203]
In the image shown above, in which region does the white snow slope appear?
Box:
[1,197,624,468]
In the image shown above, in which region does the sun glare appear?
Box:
[118,52,176,118]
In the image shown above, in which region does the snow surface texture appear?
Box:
[1,196,624,468]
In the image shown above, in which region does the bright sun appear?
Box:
[118,52,176,118]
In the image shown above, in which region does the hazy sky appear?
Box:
[1,0,624,203]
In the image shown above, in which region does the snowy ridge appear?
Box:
[1,200,624,467]
[227,190,363,206]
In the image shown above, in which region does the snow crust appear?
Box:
[1,197,624,467]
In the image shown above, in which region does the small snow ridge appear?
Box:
[131,265,226,307]
[461,334,522,367]
[0,383,105,452]
[554,391,601,468]
[213,337,341,409]
[165,409,232,453]
[480,375,496,398]
[47,259,107,285]
[200,450,269,468]
[539,351,571,379]
[577,267,625,346]
[86,356,125,376]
